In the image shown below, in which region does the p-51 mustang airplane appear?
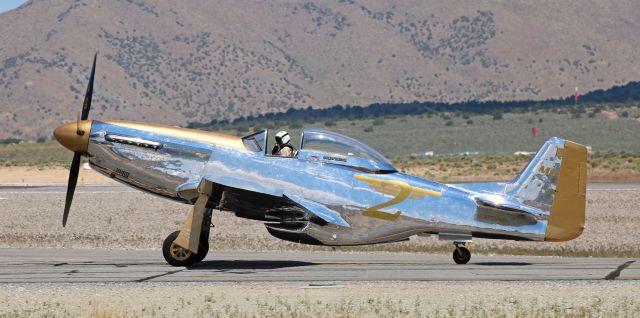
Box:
[54,55,587,266]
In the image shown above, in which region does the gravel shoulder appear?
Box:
[1,281,639,317]
[0,187,638,257]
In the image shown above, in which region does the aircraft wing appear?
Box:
[285,195,350,227]
[176,176,350,228]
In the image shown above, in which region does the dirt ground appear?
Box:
[0,166,115,184]
[0,185,638,257]
[1,172,639,317]
[0,281,638,317]
[401,162,640,183]
[2,163,637,185]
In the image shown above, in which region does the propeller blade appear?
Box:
[63,153,81,227]
[80,53,97,121]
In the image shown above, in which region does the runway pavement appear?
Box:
[0,248,637,283]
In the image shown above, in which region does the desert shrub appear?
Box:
[0,138,21,145]
[289,121,303,129]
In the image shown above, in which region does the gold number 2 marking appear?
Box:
[355,175,442,221]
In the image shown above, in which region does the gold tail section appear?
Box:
[545,141,588,241]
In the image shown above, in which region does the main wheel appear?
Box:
[162,231,208,267]
[192,239,209,263]
[452,246,471,264]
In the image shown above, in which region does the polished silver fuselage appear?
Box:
[87,120,553,246]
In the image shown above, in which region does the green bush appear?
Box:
[289,121,303,129]
[0,138,21,145]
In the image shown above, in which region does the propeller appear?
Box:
[62,53,97,227]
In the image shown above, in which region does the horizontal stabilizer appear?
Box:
[474,195,548,221]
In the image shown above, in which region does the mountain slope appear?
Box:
[1,0,639,138]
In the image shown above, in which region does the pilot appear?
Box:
[271,131,295,157]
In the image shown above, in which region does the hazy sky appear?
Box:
[0,0,28,13]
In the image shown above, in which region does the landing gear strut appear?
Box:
[163,180,219,267]
[452,242,471,264]
[162,208,213,266]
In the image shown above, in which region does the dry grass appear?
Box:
[397,152,640,183]
[0,282,638,318]
[0,141,70,167]
[0,189,638,257]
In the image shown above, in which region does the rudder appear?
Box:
[507,138,588,241]
[545,141,588,241]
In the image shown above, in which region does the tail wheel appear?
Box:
[453,246,471,264]
[162,231,208,267]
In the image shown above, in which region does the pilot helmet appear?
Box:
[275,131,290,145]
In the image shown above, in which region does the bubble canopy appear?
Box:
[300,128,396,172]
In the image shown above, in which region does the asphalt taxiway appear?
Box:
[0,249,637,283]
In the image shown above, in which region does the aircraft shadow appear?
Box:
[187,260,316,270]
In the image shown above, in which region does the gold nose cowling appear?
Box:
[53,120,92,154]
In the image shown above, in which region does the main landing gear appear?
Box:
[162,208,213,267]
[452,242,471,264]
[163,180,218,267]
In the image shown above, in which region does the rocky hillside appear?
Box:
[1,0,639,138]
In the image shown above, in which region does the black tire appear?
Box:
[453,246,471,264]
[192,239,209,263]
[162,231,208,267]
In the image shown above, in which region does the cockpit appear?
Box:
[242,128,396,173]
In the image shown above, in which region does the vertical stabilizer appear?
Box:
[507,138,588,241]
